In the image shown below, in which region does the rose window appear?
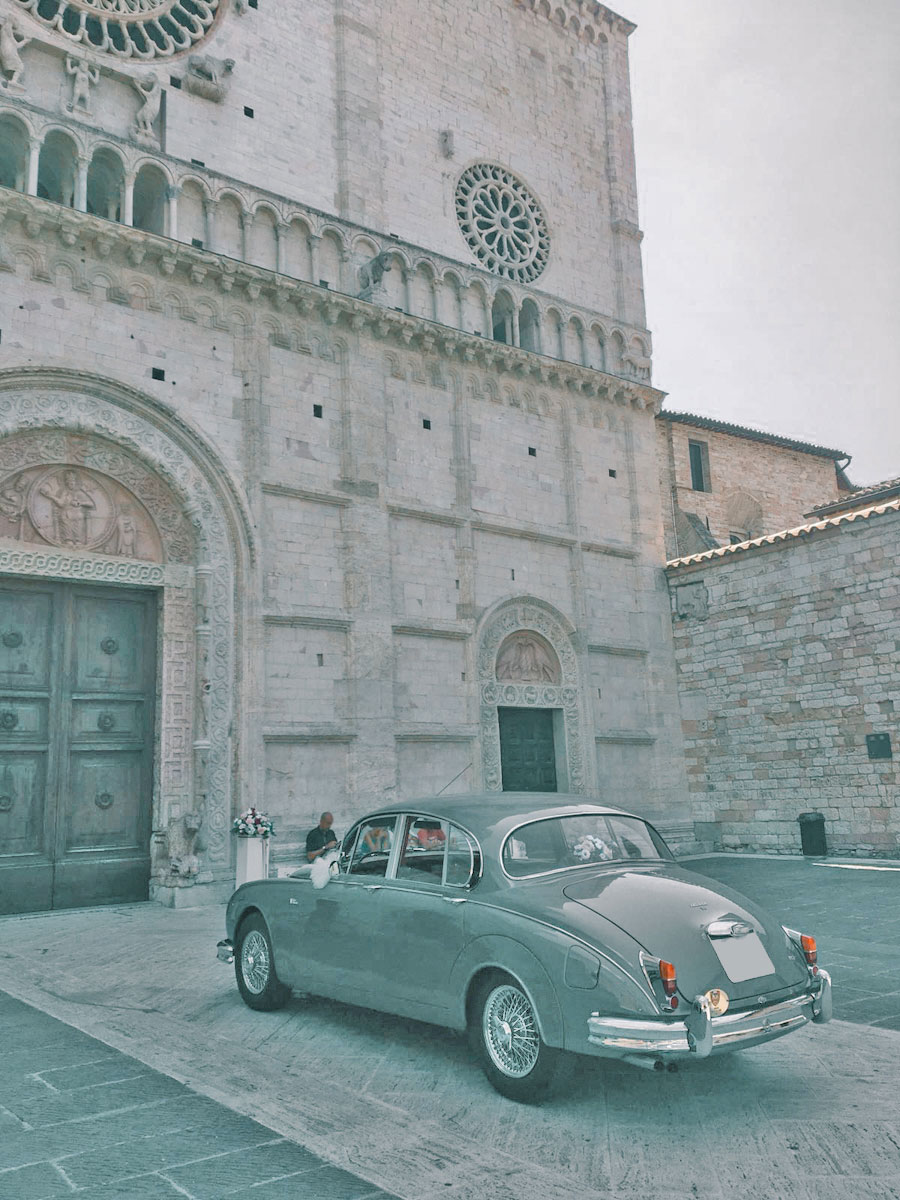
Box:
[12,0,221,59]
[455,164,550,284]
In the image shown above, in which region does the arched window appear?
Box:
[0,115,29,193]
[178,180,207,247]
[86,147,125,222]
[519,299,541,353]
[216,193,243,260]
[37,131,78,208]
[132,163,168,235]
[248,205,278,271]
[491,291,515,345]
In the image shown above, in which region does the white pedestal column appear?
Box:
[235,836,270,888]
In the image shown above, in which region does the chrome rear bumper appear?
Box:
[217,938,234,964]
[588,969,831,1060]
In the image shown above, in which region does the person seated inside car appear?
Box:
[361,824,391,855]
[306,811,337,862]
[415,819,446,851]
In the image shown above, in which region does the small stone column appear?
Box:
[240,210,254,262]
[202,197,217,252]
[511,305,521,349]
[166,185,180,240]
[274,221,288,275]
[26,140,40,196]
[123,171,136,226]
[74,156,89,213]
[307,233,320,284]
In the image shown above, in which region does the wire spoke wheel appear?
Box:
[234,913,290,1011]
[482,983,541,1077]
[240,929,271,995]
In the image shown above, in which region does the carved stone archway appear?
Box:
[0,369,255,904]
[477,597,587,794]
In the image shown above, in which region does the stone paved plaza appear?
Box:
[0,855,898,1199]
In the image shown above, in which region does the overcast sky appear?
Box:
[622,0,900,486]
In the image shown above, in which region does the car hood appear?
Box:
[562,864,808,1002]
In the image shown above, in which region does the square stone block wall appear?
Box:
[667,509,900,856]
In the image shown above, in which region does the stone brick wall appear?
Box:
[658,416,844,559]
[667,504,900,857]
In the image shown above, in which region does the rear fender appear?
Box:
[449,934,564,1046]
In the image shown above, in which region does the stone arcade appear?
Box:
[0,0,754,912]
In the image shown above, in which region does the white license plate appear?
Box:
[711,932,775,983]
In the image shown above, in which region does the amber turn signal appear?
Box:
[659,959,677,996]
[800,934,817,966]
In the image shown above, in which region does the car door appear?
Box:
[281,816,401,1007]
[364,815,478,1020]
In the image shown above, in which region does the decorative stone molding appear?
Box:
[182,53,234,102]
[477,597,587,793]
[0,368,254,893]
[513,0,635,43]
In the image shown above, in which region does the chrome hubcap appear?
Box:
[482,984,540,1077]
[240,930,270,994]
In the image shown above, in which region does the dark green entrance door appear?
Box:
[498,707,558,792]
[0,580,157,915]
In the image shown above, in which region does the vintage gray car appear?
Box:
[217,795,832,1101]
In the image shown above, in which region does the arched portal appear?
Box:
[0,370,254,913]
[477,597,588,794]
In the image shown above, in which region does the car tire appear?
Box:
[234,912,291,1012]
[471,973,559,1103]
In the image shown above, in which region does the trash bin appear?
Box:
[798,812,826,856]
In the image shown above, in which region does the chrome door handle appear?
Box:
[442,896,466,904]
[289,898,298,905]
[365,884,382,892]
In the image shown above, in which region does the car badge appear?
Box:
[730,922,754,937]
[690,903,708,910]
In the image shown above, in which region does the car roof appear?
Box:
[362,793,642,841]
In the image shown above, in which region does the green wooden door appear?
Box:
[498,707,558,792]
[0,580,157,914]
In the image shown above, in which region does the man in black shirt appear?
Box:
[306,811,337,862]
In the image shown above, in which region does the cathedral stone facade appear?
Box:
[0,0,697,911]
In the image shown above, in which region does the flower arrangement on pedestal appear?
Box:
[232,807,275,838]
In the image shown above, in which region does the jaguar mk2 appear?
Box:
[217,795,831,1101]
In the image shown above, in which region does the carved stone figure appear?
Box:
[37,470,97,547]
[132,72,162,140]
[113,508,138,557]
[183,53,235,102]
[0,16,29,90]
[496,632,561,684]
[67,55,100,113]
[0,480,26,539]
[358,251,393,298]
[167,810,203,877]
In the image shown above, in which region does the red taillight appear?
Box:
[659,960,677,996]
[800,934,817,966]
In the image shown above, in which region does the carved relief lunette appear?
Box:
[496,631,561,684]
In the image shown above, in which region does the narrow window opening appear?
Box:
[608,468,617,478]
[422,418,431,430]
[528,447,536,457]
[170,76,182,89]
[316,653,324,667]
[151,367,165,381]
[190,158,205,167]
[243,106,255,118]
[689,440,710,492]
[313,404,323,418]
[319,280,329,289]
[191,237,204,249]
[510,569,515,581]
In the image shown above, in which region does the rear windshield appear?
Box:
[502,813,673,878]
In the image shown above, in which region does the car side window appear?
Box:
[347,817,396,877]
[396,816,447,883]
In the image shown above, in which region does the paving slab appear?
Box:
[0,993,395,1200]
[0,855,898,1199]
